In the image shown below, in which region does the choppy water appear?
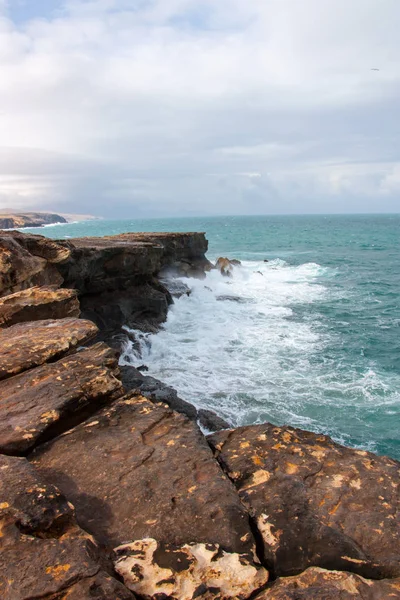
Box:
[25,214,400,459]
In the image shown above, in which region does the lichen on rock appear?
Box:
[114,538,268,600]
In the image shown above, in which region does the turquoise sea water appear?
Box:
[25,214,400,460]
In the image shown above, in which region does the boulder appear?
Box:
[197,409,231,432]
[0,454,134,600]
[0,286,80,327]
[0,342,123,455]
[31,394,258,564]
[0,317,98,381]
[208,424,400,579]
[256,568,400,599]
[215,257,239,277]
[114,538,268,600]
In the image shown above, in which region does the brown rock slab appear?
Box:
[31,394,258,562]
[0,317,97,380]
[0,286,80,327]
[51,573,135,599]
[208,424,400,579]
[0,454,133,600]
[0,342,123,455]
[0,231,69,296]
[257,567,400,599]
[114,538,268,600]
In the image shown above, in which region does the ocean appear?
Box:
[24,214,400,460]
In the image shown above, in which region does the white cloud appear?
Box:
[0,0,399,216]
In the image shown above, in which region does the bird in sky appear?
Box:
[371,68,380,71]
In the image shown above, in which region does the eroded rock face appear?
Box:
[31,394,257,562]
[257,567,400,600]
[0,455,133,600]
[114,538,268,600]
[0,342,123,454]
[0,286,80,327]
[0,233,64,296]
[208,424,400,579]
[0,317,98,380]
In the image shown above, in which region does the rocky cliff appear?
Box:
[0,212,67,229]
[0,230,399,600]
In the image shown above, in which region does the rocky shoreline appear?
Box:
[0,229,399,599]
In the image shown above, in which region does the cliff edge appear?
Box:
[0,230,399,600]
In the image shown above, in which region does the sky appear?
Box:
[0,0,399,218]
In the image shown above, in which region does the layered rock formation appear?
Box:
[0,211,67,230]
[0,229,399,600]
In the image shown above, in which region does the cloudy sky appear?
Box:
[0,0,399,217]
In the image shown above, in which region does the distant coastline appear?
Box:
[0,211,99,230]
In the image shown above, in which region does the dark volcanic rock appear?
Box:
[208,424,400,579]
[79,281,172,334]
[198,409,230,432]
[120,365,198,420]
[0,454,133,600]
[0,342,123,455]
[31,393,257,561]
[0,317,98,380]
[0,286,80,327]
[256,567,400,600]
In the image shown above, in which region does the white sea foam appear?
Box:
[120,259,400,453]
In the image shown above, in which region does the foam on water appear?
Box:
[120,260,383,447]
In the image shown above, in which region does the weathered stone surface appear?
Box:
[0,317,98,380]
[114,538,268,600]
[208,424,400,579]
[0,454,133,600]
[0,342,122,454]
[31,394,257,562]
[0,232,65,296]
[0,286,80,327]
[257,568,400,599]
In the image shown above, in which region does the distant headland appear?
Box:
[0,210,98,230]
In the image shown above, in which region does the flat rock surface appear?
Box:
[0,286,80,327]
[257,568,400,600]
[0,454,133,600]
[31,394,257,561]
[208,424,400,579]
[0,342,123,455]
[0,317,98,380]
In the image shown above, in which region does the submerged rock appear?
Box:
[0,342,122,455]
[0,286,80,327]
[208,424,400,580]
[31,393,258,562]
[114,538,268,600]
[0,454,134,600]
[257,567,400,599]
[0,317,98,381]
